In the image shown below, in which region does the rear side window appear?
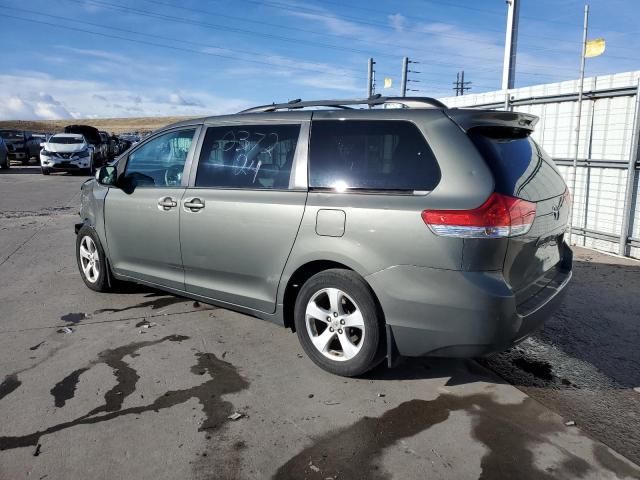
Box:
[470,129,566,201]
[309,120,440,192]
[196,124,301,189]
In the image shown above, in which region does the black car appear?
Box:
[0,130,42,165]
[64,125,107,167]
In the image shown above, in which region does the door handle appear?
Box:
[157,196,177,211]
[184,198,205,212]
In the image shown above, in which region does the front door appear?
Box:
[180,121,309,313]
[105,127,199,290]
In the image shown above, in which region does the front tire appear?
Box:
[41,167,50,175]
[0,158,8,170]
[76,226,111,292]
[294,269,384,377]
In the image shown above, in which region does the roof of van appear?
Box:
[155,96,538,135]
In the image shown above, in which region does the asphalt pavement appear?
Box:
[1,165,639,480]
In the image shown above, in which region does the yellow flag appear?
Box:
[383,77,393,88]
[585,38,605,58]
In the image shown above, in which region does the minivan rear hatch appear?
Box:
[465,119,570,303]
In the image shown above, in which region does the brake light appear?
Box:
[421,192,536,238]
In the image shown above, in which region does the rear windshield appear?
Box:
[49,137,83,144]
[0,130,23,139]
[470,128,566,201]
[309,120,440,192]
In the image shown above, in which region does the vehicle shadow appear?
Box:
[485,254,640,390]
[2,164,89,176]
[2,165,41,174]
[364,355,503,386]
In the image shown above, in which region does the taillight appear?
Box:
[421,192,536,238]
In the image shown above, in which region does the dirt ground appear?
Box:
[484,247,640,466]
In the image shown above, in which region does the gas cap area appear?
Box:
[315,209,346,237]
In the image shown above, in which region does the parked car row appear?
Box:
[40,126,135,175]
[0,125,137,174]
[0,129,45,166]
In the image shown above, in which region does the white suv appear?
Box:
[40,133,94,175]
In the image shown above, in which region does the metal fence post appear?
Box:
[619,80,640,256]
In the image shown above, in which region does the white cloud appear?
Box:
[59,46,130,64]
[225,54,363,95]
[0,71,251,120]
[167,93,204,107]
[0,93,75,120]
[388,14,405,32]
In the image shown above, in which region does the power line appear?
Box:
[238,0,640,60]
[0,4,506,91]
[0,10,364,79]
[237,0,597,46]
[73,0,590,79]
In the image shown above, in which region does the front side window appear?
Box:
[123,129,196,188]
[195,124,301,189]
[309,120,441,192]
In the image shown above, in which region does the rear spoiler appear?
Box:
[445,109,538,133]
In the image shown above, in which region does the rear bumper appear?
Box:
[8,151,27,160]
[366,246,572,358]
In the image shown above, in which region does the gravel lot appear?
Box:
[1,165,639,480]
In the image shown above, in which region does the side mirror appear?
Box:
[96,165,117,186]
[40,142,45,148]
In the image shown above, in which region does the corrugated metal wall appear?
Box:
[439,71,640,259]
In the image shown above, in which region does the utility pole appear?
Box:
[501,0,520,90]
[367,58,376,98]
[400,58,421,96]
[568,4,590,246]
[453,71,472,96]
[400,57,408,97]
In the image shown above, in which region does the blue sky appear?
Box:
[0,0,638,119]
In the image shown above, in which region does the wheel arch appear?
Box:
[281,259,386,334]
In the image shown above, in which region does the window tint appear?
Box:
[196,124,300,189]
[309,120,440,192]
[124,129,195,188]
[470,129,566,201]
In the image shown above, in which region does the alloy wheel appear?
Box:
[305,288,365,362]
[79,236,100,283]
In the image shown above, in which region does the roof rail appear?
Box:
[238,95,447,113]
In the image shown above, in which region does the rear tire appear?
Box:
[76,225,111,292]
[294,269,384,377]
[0,158,8,170]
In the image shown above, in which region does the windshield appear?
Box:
[49,137,84,144]
[0,130,24,140]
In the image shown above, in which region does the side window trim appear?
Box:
[289,121,310,190]
[187,121,309,191]
[117,125,202,188]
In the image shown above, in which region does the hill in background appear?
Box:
[0,116,198,135]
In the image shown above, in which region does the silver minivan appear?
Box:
[76,97,572,376]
